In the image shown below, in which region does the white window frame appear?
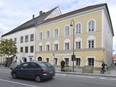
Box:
[38,32,43,40]
[87,35,96,48]
[87,19,96,32]
[54,28,59,38]
[53,40,59,51]
[75,22,82,34]
[64,25,70,36]
[46,30,50,39]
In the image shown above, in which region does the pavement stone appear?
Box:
[55,67,116,78]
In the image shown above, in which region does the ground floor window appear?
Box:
[46,58,49,63]
[88,58,94,66]
[54,58,57,65]
[64,58,69,66]
[75,58,81,66]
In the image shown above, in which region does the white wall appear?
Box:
[2,27,35,63]
[102,9,113,66]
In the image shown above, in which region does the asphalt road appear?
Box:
[0,68,116,87]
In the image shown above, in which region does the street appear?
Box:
[0,68,116,87]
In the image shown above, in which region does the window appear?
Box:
[65,26,70,36]
[46,45,50,51]
[30,34,34,41]
[46,30,50,39]
[88,40,94,48]
[88,20,95,32]
[75,58,81,66]
[39,46,42,52]
[20,36,23,43]
[54,44,58,51]
[76,23,81,34]
[30,46,34,53]
[76,41,81,49]
[14,38,17,44]
[39,32,42,40]
[20,47,23,52]
[65,42,69,50]
[54,58,57,65]
[25,35,28,42]
[29,63,39,68]
[65,58,69,66]
[21,63,29,69]
[54,29,58,38]
[46,58,49,63]
[25,47,28,53]
[88,58,94,66]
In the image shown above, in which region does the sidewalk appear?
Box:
[55,67,116,78]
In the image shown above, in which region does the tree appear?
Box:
[0,39,17,66]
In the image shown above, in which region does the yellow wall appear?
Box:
[35,10,103,67]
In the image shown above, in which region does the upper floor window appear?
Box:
[88,40,94,48]
[20,36,23,43]
[65,42,69,50]
[87,35,96,48]
[25,46,28,53]
[65,26,70,36]
[54,28,58,38]
[88,20,95,32]
[46,30,50,39]
[76,41,81,49]
[46,45,50,51]
[25,35,28,42]
[30,46,34,53]
[39,46,42,52]
[76,23,81,34]
[20,47,23,52]
[39,32,42,40]
[14,38,17,44]
[54,44,58,51]
[30,34,34,41]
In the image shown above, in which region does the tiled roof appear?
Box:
[2,7,58,37]
[41,3,114,36]
[2,3,114,37]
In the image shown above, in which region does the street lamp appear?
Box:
[70,19,76,72]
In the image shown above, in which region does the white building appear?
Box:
[2,7,61,64]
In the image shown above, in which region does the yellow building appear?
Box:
[35,3,114,68]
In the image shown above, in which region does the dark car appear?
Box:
[11,61,55,82]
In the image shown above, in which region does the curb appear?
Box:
[56,71,116,78]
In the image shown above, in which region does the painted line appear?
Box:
[0,79,38,87]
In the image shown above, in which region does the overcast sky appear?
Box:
[0,0,116,53]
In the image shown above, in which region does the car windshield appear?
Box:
[42,62,52,68]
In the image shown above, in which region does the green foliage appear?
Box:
[60,60,65,71]
[0,39,17,56]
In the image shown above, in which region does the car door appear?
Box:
[27,62,41,79]
[17,63,30,78]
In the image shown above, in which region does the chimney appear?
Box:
[32,14,35,19]
[39,11,43,16]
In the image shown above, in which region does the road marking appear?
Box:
[0,79,38,87]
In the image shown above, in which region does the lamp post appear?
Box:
[70,19,76,72]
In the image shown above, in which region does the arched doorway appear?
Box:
[38,57,42,61]
[23,57,27,62]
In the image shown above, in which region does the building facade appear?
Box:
[35,3,114,68]
[2,3,114,68]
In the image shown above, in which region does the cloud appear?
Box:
[0,0,116,52]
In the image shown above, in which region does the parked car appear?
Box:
[11,61,55,82]
[10,60,19,70]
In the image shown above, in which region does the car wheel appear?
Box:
[12,73,17,79]
[35,75,42,82]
